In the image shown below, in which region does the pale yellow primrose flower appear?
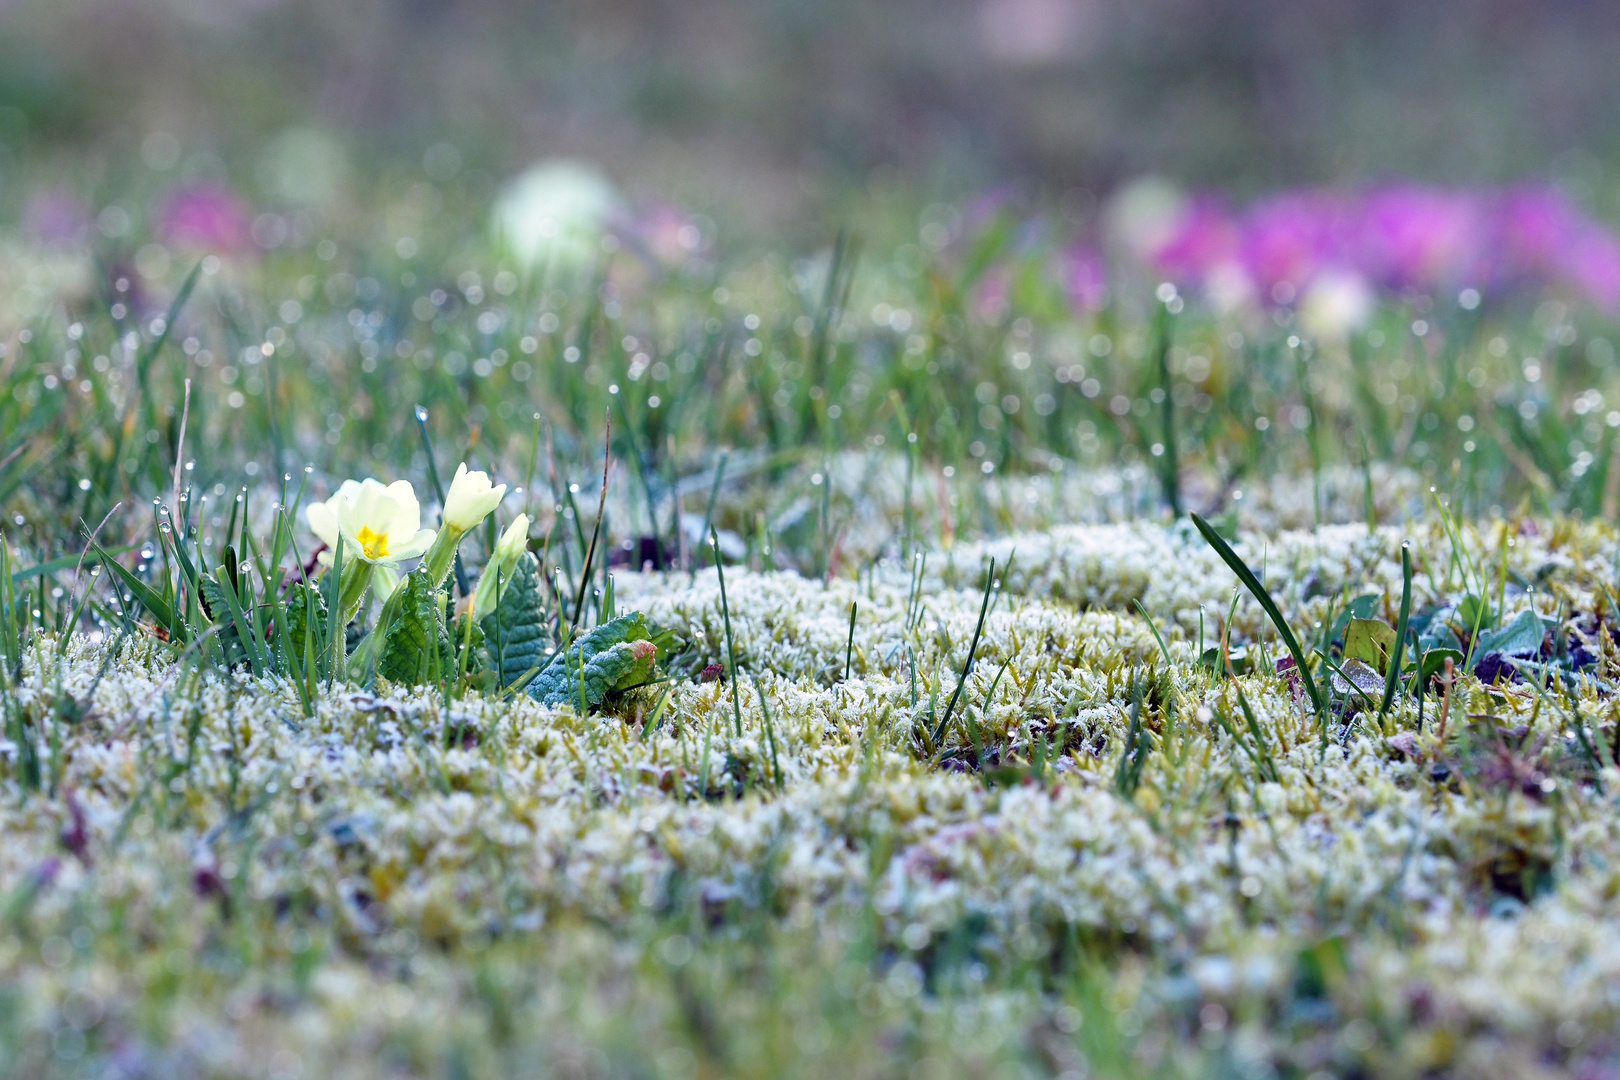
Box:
[419,464,507,588]
[306,478,437,566]
[470,514,531,618]
[442,464,506,534]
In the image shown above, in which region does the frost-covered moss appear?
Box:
[2,518,1619,1078]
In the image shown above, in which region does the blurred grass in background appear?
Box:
[5,0,1620,570]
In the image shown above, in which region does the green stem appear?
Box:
[420,526,467,591]
[336,558,376,626]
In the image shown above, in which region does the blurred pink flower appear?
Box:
[627,203,705,266]
[973,263,1012,323]
[1240,192,1352,297]
[1565,229,1620,310]
[1150,196,1239,283]
[1494,186,1586,281]
[157,183,252,252]
[1356,185,1486,290]
[22,189,91,244]
[1061,243,1109,312]
[1105,180,1620,313]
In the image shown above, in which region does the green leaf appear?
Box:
[377,570,453,686]
[478,552,547,689]
[1329,593,1380,646]
[281,581,328,666]
[528,612,658,709]
[1457,593,1494,634]
[1473,608,1546,663]
[1344,617,1396,674]
[1417,616,1461,655]
[1416,648,1464,685]
[199,573,252,669]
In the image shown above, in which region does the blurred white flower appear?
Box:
[1299,269,1373,341]
[1105,177,1188,264]
[443,463,506,534]
[1203,261,1257,315]
[493,160,621,268]
[306,478,435,566]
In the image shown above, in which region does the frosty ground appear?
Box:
[3,513,1618,1080]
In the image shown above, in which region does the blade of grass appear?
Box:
[1378,542,1413,724]
[931,557,996,748]
[843,600,857,681]
[691,451,729,582]
[1231,683,1281,784]
[415,405,470,597]
[571,416,612,632]
[750,671,783,790]
[94,544,181,642]
[1190,513,1326,738]
[1132,599,1174,670]
[712,527,744,739]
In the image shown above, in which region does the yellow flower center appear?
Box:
[355,525,390,560]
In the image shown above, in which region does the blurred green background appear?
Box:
[4,0,1620,233]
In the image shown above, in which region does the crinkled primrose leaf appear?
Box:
[280,579,329,664]
[198,571,252,669]
[1473,607,1547,664]
[529,611,658,709]
[376,568,454,685]
[478,551,547,689]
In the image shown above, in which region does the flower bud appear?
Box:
[442,463,506,534]
[471,514,531,618]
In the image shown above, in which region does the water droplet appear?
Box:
[415,405,429,422]
[158,522,172,533]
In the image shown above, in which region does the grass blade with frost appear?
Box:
[1378,542,1413,723]
[713,528,744,738]
[931,558,995,748]
[843,601,856,681]
[1133,599,1174,670]
[1190,513,1326,733]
